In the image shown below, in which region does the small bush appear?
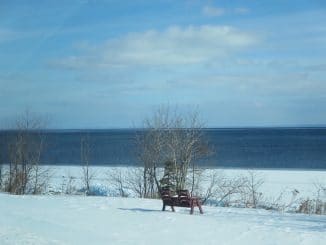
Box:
[297,198,326,215]
[79,184,113,196]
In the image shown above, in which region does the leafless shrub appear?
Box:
[107,167,163,198]
[193,170,267,208]
[107,168,130,197]
[297,183,326,215]
[241,171,265,208]
[197,171,248,206]
[297,199,326,215]
[61,173,78,195]
[216,176,247,207]
[125,167,159,198]
[0,152,3,190]
[262,189,300,211]
[4,111,51,194]
[80,135,96,195]
[30,165,53,194]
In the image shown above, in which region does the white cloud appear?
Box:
[202,6,225,17]
[168,69,326,97]
[234,7,250,14]
[202,6,250,17]
[51,25,258,69]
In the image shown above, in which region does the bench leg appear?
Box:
[198,204,203,214]
[195,199,204,214]
[190,205,194,214]
[190,200,194,214]
[163,204,175,212]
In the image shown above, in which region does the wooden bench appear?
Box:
[160,189,204,214]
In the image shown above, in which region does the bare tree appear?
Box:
[31,130,52,194]
[136,105,210,197]
[81,135,95,195]
[5,110,49,194]
[0,130,7,191]
[135,109,169,198]
[0,150,3,190]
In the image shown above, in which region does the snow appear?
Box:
[47,166,326,202]
[1,167,325,244]
[0,193,325,245]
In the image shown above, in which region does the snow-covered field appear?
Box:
[0,193,325,245]
[0,166,325,244]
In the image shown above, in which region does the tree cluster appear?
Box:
[1,111,50,194]
[136,106,210,198]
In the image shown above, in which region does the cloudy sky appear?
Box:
[1,0,326,128]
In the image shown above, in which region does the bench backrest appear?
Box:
[160,189,172,202]
[177,189,191,206]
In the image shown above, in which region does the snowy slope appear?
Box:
[0,193,325,245]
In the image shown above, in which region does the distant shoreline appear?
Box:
[2,126,326,132]
[5,163,323,171]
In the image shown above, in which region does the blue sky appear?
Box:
[1,0,326,128]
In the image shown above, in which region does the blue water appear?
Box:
[1,128,326,169]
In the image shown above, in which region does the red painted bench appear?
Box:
[161,189,204,214]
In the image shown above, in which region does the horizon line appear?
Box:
[1,125,326,131]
